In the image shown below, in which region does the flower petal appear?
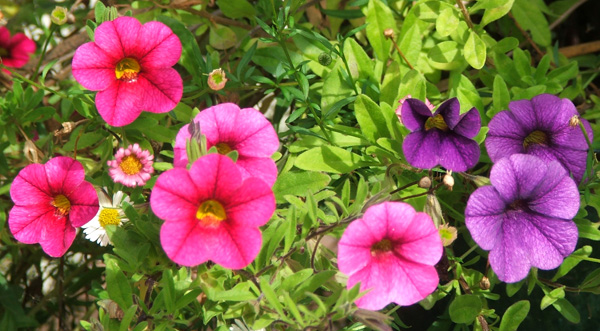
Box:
[94,17,142,59]
[225,177,275,228]
[233,107,279,157]
[196,103,242,145]
[402,130,440,170]
[173,124,190,168]
[210,225,263,269]
[435,98,461,129]
[490,154,546,201]
[40,216,76,257]
[8,205,54,244]
[10,163,52,205]
[486,110,528,161]
[453,107,481,138]
[45,157,85,195]
[530,94,576,132]
[488,217,535,283]
[401,99,433,131]
[95,81,143,127]
[465,186,508,250]
[67,182,100,227]
[72,42,117,91]
[439,133,480,172]
[552,118,593,151]
[507,99,539,131]
[137,21,182,68]
[138,68,182,113]
[151,168,200,222]
[189,154,242,202]
[393,212,442,265]
[528,161,579,219]
[236,157,278,186]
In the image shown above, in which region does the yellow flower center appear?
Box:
[120,155,143,175]
[215,142,233,155]
[52,194,71,216]
[371,238,393,256]
[523,130,548,150]
[196,200,227,226]
[99,209,121,228]
[424,114,449,131]
[115,58,140,82]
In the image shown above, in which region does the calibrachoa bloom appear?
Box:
[465,154,579,283]
[486,94,593,183]
[402,98,481,172]
[337,202,443,310]
[174,103,279,186]
[72,16,183,127]
[396,94,434,125]
[0,27,36,72]
[82,189,130,246]
[107,143,154,187]
[9,157,99,257]
[150,154,275,269]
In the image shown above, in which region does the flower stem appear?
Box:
[455,0,474,30]
[578,121,594,181]
[34,25,58,81]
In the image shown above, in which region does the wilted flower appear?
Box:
[486,94,593,183]
[82,189,130,246]
[107,143,154,187]
[338,202,443,310]
[72,17,183,126]
[438,224,457,246]
[465,154,579,283]
[401,98,481,172]
[9,157,99,257]
[51,6,68,25]
[150,154,275,269]
[0,27,36,72]
[207,68,227,91]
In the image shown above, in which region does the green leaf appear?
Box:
[552,298,580,323]
[398,23,422,68]
[260,278,286,317]
[321,62,354,116]
[216,0,256,19]
[449,294,482,324]
[95,1,106,23]
[281,269,314,292]
[273,171,331,203]
[212,282,258,302]
[488,75,510,118]
[209,24,237,50]
[480,0,515,27]
[464,31,487,69]
[158,16,205,81]
[413,1,456,22]
[428,41,462,70]
[291,270,336,301]
[118,305,138,331]
[573,218,600,240]
[355,94,390,142]
[499,300,529,331]
[511,0,551,46]
[541,287,564,310]
[344,38,376,83]
[295,146,371,173]
[398,69,426,101]
[436,7,459,37]
[552,246,593,281]
[104,255,133,309]
[364,0,395,61]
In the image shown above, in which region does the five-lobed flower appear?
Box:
[0,27,36,73]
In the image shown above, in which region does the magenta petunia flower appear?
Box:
[174,103,279,186]
[465,154,580,283]
[107,143,154,187]
[0,27,36,72]
[72,16,183,127]
[8,157,99,257]
[402,98,481,172]
[337,202,443,310]
[486,94,593,183]
[150,153,275,269]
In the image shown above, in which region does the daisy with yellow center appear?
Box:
[107,143,154,187]
[82,189,131,246]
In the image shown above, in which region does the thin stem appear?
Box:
[338,46,359,95]
[459,244,479,261]
[571,255,600,264]
[34,25,58,80]
[455,0,474,30]
[578,121,594,182]
[508,12,545,58]
[390,180,419,195]
[389,35,414,70]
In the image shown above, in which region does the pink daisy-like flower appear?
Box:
[107,143,154,187]
[8,157,99,257]
[338,201,443,310]
[150,154,275,269]
[72,16,183,127]
[0,27,36,72]
[174,103,280,186]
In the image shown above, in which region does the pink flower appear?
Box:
[338,202,443,310]
[150,154,275,269]
[107,143,154,187]
[174,103,279,186]
[72,17,183,127]
[0,27,36,72]
[8,157,99,257]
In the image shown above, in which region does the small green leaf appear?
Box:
[216,0,256,19]
[499,300,529,331]
[355,94,390,142]
[552,298,580,323]
[95,1,106,23]
[364,0,395,61]
[488,75,510,118]
[480,0,515,27]
[428,41,462,70]
[449,294,482,324]
[104,255,133,310]
[436,8,459,37]
[294,146,371,173]
[260,278,286,317]
[209,24,237,50]
[273,171,330,203]
[511,0,551,46]
[464,31,486,69]
[552,246,593,281]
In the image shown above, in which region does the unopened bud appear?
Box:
[438,223,457,246]
[318,52,332,66]
[383,28,394,39]
[24,140,43,163]
[479,276,490,290]
[424,194,443,228]
[569,115,580,127]
[473,175,490,187]
[51,6,68,25]
[207,68,227,91]
[418,176,432,189]
[443,171,454,191]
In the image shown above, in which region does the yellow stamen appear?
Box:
[371,238,393,256]
[99,209,121,227]
[115,58,140,82]
[52,194,71,216]
[119,155,143,175]
[215,142,233,155]
[196,200,226,226]
[424,114,449,131]
[523,130,548,149]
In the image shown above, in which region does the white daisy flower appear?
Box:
[82,189,130,246]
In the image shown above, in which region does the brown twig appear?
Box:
[549,0,588,30]
[508,12,545,58]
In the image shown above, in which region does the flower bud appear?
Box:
[479,276,490,290]
[443,171,454,191]
[569,115,580,127]
[383,28,394,39]
[24,139,43,163]
[438,223,457,247]
[207,68,227,91]
[51,6,68,25]
[418,176,432,189]
[318,52,332,66]
[54,121,76,136]
[424,194,443,228]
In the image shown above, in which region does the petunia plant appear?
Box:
[1,0,599,330]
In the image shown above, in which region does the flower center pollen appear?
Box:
[216,142,233,155]
[52,194,71,216]
[115,58,140,83]
[425,114,449,131]
[119,155,143,175]
[99,209,121,228]
[196,200,227,226]
[523,130,548,150]
[371,238,393,256]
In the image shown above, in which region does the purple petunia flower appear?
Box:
[465,154,580,283]
[486,94,593,183]
[402,98,481,172]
